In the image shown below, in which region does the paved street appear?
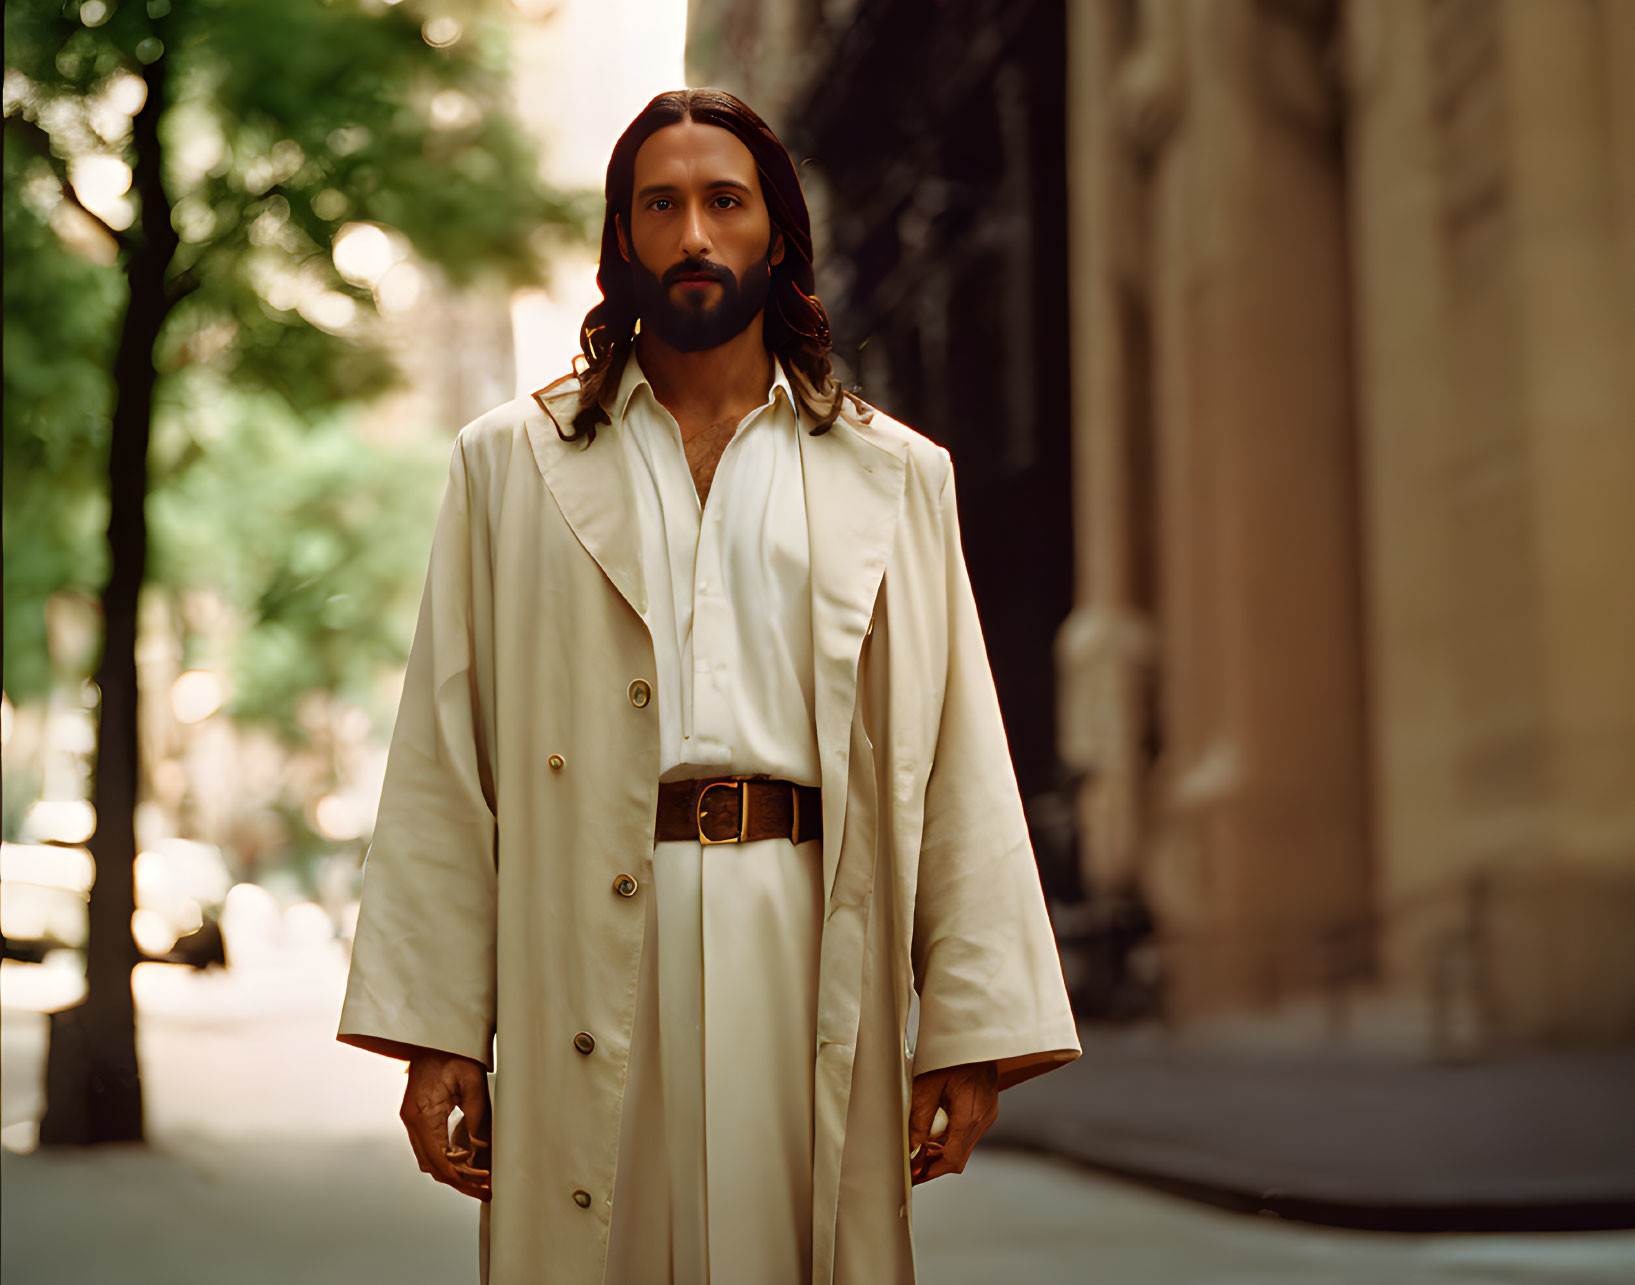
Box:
[2,952,1632,1283]
[989,1017,1635,1228]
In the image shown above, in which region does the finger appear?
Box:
[447,1118,491,1186]
[448,1111,476,1165]
[459,1072,492,1172]
[921,1082,983,1182]
[448,1067,494,1194]
[402,1112,490,1199]
[449,1067,492,1191]
[432,1130,491,1199]
[910,1086,954,1185]
[436,1119,492,1197]
[921,1138,963,1182]
[447,1162,493,1197]
[907,1072,943,1154]
[910,1138,946,1186]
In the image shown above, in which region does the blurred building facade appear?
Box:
[687,0,1635,1050]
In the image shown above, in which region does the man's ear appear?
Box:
[615,214,631,263]
[770,229,786,268]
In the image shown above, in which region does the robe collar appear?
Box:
[610,342,797,425]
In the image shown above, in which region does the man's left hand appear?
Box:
[908,1060,998,1184]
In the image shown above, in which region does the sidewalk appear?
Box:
[1,954,479,1285]
[0,1131,477,1285]
[3,957,1633,1282]
[988,1022,1635,1232]
[8,1136,1635,1285]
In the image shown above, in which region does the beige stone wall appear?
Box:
[1062,0,1635,1045]
[1345,0,1635,1046]
[1062,0,1373,1020]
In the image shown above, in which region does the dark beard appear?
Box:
[630,248,773,353]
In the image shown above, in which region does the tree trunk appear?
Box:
[40,48,178,1147]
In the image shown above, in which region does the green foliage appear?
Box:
[150,379,444,739]
[3,0,591,722]
[1,131,121,702]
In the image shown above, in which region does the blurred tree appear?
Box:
[3,0,585,1144]
[2,131,120,705]
[151,387,447,739]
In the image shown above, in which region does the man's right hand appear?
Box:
[400,1049,492,1202]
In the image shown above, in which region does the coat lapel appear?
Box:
[525,378,903,913]
[800,402,908,907]
[524,387,649,622]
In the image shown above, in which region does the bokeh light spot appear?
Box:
[422,16,462,47]
[171,670,225,725]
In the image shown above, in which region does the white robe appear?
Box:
[336,363,1083,1285]
[606,350,822,1285]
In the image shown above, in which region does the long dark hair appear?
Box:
[549,88,867,443]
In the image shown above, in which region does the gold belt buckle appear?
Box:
[697,778,749,845]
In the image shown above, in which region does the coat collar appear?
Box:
[526,375,651,622]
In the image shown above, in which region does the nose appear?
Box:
[679,199,711,260]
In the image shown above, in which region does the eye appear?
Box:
[648,197,673,212]
[712,194,741,209]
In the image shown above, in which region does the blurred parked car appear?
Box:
[1,836,231,970]
[0,843,92,962]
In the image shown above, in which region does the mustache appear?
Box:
[664,258,732,287]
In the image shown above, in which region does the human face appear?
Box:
[617,119,785,353]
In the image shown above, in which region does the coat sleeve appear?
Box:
[910,462,1081,1089]
[337,435,498,1068]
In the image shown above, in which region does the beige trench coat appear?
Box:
[338,373,1081,1284]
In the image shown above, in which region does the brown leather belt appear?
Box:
[655,777,822,845]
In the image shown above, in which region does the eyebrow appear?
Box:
[635,178,755,202]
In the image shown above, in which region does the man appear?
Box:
[338,88,1079,1285]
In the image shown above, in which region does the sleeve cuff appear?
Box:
[911,1022,1081,1085]
[337,1006,494,1070]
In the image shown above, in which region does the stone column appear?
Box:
[1058,0,1160,902]
[1062,0,1372,1020]
[1347,0,1635,1047]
